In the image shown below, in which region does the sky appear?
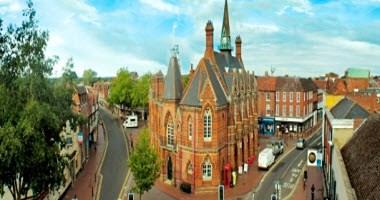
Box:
[1,0,380,78]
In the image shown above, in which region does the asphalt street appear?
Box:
[253,130,322,200]
[99,108,129,200]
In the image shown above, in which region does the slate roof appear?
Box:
[75,85,87,95]
[330,97,369,119]
[180,58,228,107]
[214,51,243,72]
[341,114,380,200]
[163,56,183,100]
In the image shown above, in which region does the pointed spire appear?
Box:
[219,0,232,52]
[163,46,183,100]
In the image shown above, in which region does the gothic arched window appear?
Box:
[167,117,174,146]
[203,108,212,141]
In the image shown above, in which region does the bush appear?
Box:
[180,182,192,194]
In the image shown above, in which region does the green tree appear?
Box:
[82,68,97,86]
[131,73,151,108]
[61,57,78,86]
[108,68,135,107]
[0,1,77,199]
[182,74,190,88]
[128,128,160,200]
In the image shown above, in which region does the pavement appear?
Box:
[250,125,322,200]
[290,166,324,200]
[62,123,106,200]
[99,108,129,200]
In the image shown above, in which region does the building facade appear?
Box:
[149,0,259,193]
[257,76,318,135]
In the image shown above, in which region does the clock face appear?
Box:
[308,152,316,163]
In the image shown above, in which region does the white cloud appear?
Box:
[139,0,179,14]
[0,0,22,15]
[237,22,280,34]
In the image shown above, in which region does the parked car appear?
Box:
[296,138,306,149]
[258,148,275,169]
[123,114,138,128]
[271,140,284,157]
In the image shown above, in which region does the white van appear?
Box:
[258,148,275,169]
[123,115,138,128]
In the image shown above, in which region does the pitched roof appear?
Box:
[75,85,87,95]
[341,114,380,200]
[330,97,369,119]
[257,76,317,92]
[257,76,277,91]
[180,58,227,107]
[213,51,243,73]
[163,56,183,100]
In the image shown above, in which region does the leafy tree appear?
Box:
[128,128,160,200]
[0,1,77,199]
[108,68,135,107]
[182,74,190,88]
[61,57,78,86]
[131,73,151,108]
[82,68,97,86]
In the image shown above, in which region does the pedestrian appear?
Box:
[72,194,78,200]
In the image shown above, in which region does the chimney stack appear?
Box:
[235,36,242,60]
[205,20,214,55]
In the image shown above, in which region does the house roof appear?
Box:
[180,58,228,107]
[75,85,87,95]
[341,114,380,200]
[313,79,327,90]
[257,76,277,91]
[257,76,317,92]
[163,56,183,100]
[330,97,369,119]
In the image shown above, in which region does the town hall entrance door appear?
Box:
[167,157,173,181]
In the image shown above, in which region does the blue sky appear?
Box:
[1,0,380,77]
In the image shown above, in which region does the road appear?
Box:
[99,108,129,200]
[253,130,322,200]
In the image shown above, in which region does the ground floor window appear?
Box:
[202,159,212,180]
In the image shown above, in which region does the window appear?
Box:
[203,108,212,141]
[304,92,306,102]
[266,103,271,116]
[282,105,287,116]
[289,105,293,117]
[275,103,279,116]
[167,118,174,146]
[188,118,193,140]
[296,105,300,117]
[283,92,287,102]
[296,92,300,103]
[276,92,280,102]
[187,162,193,174]
[266,93,271,102]
[202,158,212,180]
[289,92,293,102]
